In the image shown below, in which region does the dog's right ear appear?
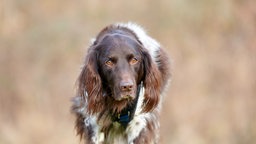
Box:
[77,47,104,114]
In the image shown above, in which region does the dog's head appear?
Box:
[78,26,162,114]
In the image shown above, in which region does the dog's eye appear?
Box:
[130,58,138,65]
[105,60,114,67]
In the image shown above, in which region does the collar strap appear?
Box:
[113,83,142,127]
[114,110,131,127]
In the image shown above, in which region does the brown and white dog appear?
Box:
[72,23,171,144]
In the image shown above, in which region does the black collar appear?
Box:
[112,84,142,127]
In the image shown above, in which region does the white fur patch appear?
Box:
[126,114,147,143]
[135,85,145,115]
[86,115,105,143]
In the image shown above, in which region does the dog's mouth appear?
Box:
[116,93,135,101]
[113,89,136,101]
[120,95,132,100]
[106,84,139,113]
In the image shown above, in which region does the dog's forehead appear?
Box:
[99,33,141,55]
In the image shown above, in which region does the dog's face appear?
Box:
[78,26,162,114]
[96,34,144,101]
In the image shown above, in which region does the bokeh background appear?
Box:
[1,0,256,143]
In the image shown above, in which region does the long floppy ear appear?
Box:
[77,47,104,114]
[142,50,162,112]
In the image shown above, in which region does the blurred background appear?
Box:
[0,0,256,143]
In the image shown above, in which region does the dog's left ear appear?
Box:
[142,49,162,112]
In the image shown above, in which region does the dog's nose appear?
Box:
[120,81,133,92]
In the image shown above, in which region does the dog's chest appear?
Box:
[90,114,147,144]
[91,122,128,144]
[104,122,128,144]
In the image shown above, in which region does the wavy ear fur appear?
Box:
[142,49,162,112]
[78,47,104,114]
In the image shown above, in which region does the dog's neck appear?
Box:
[112,83,142,127]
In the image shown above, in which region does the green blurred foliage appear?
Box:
[0,0,256,143]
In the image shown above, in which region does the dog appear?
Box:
[72,22,171,144]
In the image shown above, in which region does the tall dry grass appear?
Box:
[0,0,255,143]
